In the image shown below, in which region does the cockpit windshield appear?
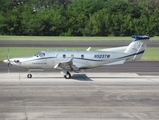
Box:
[34,52,45,57]
[34,52,40,56]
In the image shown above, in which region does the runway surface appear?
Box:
[0,40,159,47]
[1,61,159,73]
[0,72,159,120]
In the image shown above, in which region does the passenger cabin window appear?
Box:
[81,54,84,59]
[63,54,66,58]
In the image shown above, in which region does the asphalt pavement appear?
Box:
[1,61,159,73]
[0,40,159,47]
[0,73,159,120]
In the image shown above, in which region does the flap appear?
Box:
[54,57,79,71]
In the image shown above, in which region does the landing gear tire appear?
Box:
[27,74,32,78]
[64,72,71,79]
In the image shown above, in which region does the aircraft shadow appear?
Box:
[29,73,93,81]
[71,74,93,81]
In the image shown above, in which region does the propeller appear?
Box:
[7,48,11,73]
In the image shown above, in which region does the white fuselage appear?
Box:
[7,50,135,70]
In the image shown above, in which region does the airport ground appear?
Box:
[0,72,159,120]
[0,40,159,120]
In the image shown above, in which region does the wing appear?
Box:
[54,57,79,72]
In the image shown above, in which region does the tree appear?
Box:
[1,0,159,36]
[65,0,105,36]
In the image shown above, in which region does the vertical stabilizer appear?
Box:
[124,35,150,60]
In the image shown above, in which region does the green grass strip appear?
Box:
[0,47,158,61]
[0,36,158,41]
[141,47,159,61]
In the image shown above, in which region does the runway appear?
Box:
[1,61,159,73]
[0,40,159,47]
[0,72,159,120]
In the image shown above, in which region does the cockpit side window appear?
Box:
[39,53,45,57]
[34,52,45,57]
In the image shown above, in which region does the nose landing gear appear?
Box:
[27,74,32,78]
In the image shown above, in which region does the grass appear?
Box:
[0,35,158,41]
[0,47,159,61]
[141,47,159,61]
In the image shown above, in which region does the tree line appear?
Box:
[0,0,159,36]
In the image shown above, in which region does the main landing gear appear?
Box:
[61,69,72,79]
[64,72,71,79]
[27,74,32,78]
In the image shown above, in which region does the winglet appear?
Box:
[69,56,74,61]
[86,47,91,51]
[54,64,59,69]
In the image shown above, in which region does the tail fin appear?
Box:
[124,35,150,61]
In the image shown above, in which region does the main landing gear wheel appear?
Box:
[64,72,71,79]
[27,74,32,78]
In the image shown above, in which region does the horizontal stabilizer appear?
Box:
[103,60,126,66]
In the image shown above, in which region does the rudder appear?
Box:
[124,35,150,60]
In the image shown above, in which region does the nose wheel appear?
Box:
[27,74,32,78]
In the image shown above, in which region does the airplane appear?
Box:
[3,35,150,79]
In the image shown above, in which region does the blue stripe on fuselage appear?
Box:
[23,50,144,63]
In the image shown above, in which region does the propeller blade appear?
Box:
[8,63,9,73]
[7,48,10,73]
